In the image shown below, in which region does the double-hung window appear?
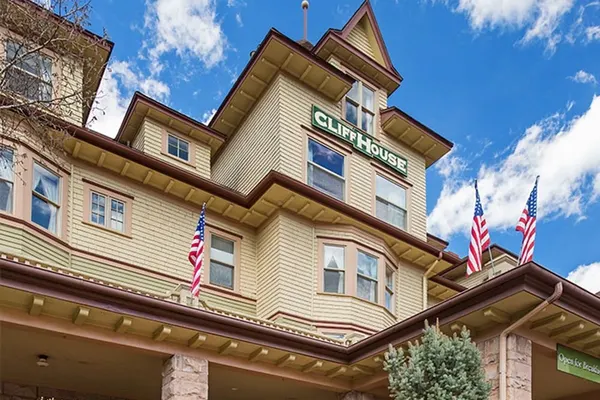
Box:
[357,251,378,303]
[307,138,345,200]
[89,191,126,233]
[167,134,189,162]
[344,81,375,135]
[323,244,345,294]
[385,267,395,312]
[0,148,14,213]
[31,163,60,233]
[210,235,235,290]
[4,41,53,101]
[376,175,407,230]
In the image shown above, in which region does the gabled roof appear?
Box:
[334,0,399,77]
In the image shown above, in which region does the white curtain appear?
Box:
[33,164,59,233]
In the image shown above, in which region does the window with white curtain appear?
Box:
[357,251,378,302]
[210,235,235,289]
[31,163,60,233]
[323,245,345,294]
[4,40,53,101]
[0,148,14,213]
[376,175,407,230]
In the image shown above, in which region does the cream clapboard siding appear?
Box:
[313,295,395,331]
[139,118,211,179]
[212,76,282,193]
[456,257,517,289]
[131,122,146,151]
[396,261,424,320]
[256,214,282,318]
[346,24,375,60]
[59,56,84,125]
[256,212,315,320]
[69,164,257,300]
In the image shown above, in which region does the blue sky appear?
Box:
[86,0,600,292]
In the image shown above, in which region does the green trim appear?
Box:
[311,105,408,176]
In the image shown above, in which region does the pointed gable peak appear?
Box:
[338,0,394,72]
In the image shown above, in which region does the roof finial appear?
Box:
[302,1,309,41]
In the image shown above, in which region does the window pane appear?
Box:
[179,148,189,161]
[168,135,178,148]
[0,181,13,213]
[33,164,60,203]
[385,290,393,311]
[324,270,344,293]
[361,110,374,134]
[347,81,359,102]
[386,269,394,290]
[308,139,344,177]
[110,199,125,232]
[210,261,234,289]
[376,198,407,230]
[32,194,58,233]
[362,86,374,111]
[357,276,377,302]
[91,192,106,225]
[179,139,189,153]
[324,245,344,270]
[376,175,406,208]
[357,251,378,279]
[0,148,14,183]
[211,235,234,265]
[308,164,344,200]
[345,100,358,126]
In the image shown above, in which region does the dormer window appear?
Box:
[4,41,53,101]
[344,80,375,135]
[167,134,189,162]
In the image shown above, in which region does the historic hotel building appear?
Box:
[1,1,599,399]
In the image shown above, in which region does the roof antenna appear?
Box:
[302,1,309,42]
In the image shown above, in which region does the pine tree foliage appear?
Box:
[384,322,491,400]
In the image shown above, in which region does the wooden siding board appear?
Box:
[346,23,376,60]
[396,261,424,320]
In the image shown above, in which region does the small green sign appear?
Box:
[311,105,408,176]
[557,344,600,384]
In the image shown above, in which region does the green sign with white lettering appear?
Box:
[557,344,600,384]
[311,105,408,176]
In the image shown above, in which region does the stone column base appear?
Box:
[162,354,208,400]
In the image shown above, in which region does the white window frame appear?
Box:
[31,162,61,234]
[323,244,346,294]
[209,233,236,290]
[167,134,190,162]
[89,190,126,233]
[375,174,408,230]
[356,250,378,303]
[307,138,346,201]
[4,40,53,102]
[344,80,376,135]
[0,147,14,213]
[385,266,395,313]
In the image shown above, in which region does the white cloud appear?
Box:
[235,12,243,27]
[568,70,597,85]
[567,262,600,294]
[428,96,600,238]
[586,26,600,41]
[441,0,575,52]
[435,147,469,178]
[201,108,217,124]
[144,0,227,74]
[87,61,170,138]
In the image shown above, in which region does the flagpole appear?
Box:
[488,246,496,276]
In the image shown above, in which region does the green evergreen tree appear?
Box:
[384,321,491,400]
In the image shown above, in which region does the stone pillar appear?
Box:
[476,334,532,400]
[339,391,375,400]
[162,354,208,400]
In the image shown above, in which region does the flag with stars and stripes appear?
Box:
[516,178,539,266]
[188,204,206,296]
[467,181,491,276]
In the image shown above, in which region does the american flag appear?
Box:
[467,181,491,276]
[188,204,206,296]
[516,178,538,265]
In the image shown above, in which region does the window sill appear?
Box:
[82,220,131,239]
[316,291,396,319]
[160,151,196,169]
